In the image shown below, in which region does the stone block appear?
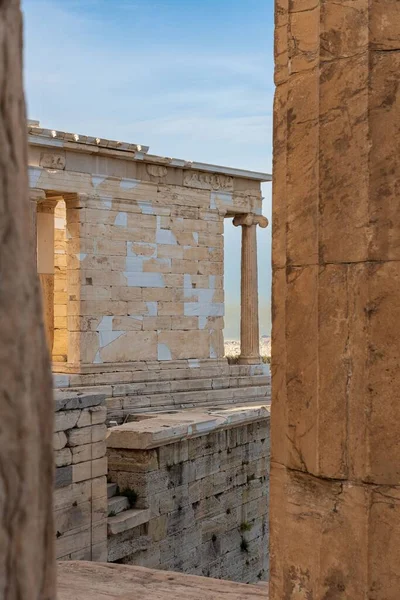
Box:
[67,424,107,447]
[54,431,68,450]
[76,406,107,428]
[148,515,168,542]
[55,448,72,467]
[107,448,159,473]
[72,457,107,483]
[108,508,151,536]
[55,465,73,488]
[71,441,107,464]
[54,410,81,432]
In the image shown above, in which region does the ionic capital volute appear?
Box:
[233,213,268,228]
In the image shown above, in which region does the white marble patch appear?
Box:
[29,167,42,188]
[210,344,217,359]
[99,330,125,348]
[120,178,139,190]
[93,351,103,364]
[210,191,233,210]
[124,272,165,288]
[158,343,172,361]
[146,302,158,316]
[114,212,128,227]
[138,202,155,215]
[198,316,207,330]
[53,374,70,388]
[156,228,177,245]
[99,196,112,210]
[184,302,224,317]
[92,175,106,188]
[125,256,144,272]
[96,316,113,331]
[184,288,215,303]
[188,359,200,368]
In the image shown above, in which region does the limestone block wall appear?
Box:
[28,133,266,371]
[106,408,269,584]
[66,187,226,367]
[53,391,108,560]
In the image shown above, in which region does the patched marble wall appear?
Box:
[28,137,265,370]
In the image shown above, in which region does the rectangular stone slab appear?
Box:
[57,561,268,599]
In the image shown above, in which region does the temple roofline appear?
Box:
[27,120,272,182]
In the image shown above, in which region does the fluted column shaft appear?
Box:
[233,213,268,365]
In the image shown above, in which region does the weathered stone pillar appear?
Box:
[37,199,57,353]
[271,0,400,598]
[233,213,268,365]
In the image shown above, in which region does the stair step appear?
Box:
[53,364,270,390]
[107,482,117,498]
[108,495,129,515]
[107,508,151,536]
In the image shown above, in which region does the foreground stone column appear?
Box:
[37,199,56,354]
[271,0,400,598]
[0,0,56,596]
[233,214,268,365]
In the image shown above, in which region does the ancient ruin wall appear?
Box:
[53,392,108,560]
[107,416,269,583]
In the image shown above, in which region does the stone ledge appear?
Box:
[107,404,270,450]
[54,391,106,412]
[107,508,151,536]
[58,561,268,599]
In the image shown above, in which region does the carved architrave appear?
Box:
[146,164,168,178]
[40,152,66,170]
[183,171,234,192]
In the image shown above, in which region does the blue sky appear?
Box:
[22,0,274,339]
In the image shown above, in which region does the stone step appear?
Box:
[108,495,129,516]
[108,385,269,415]
[107,508,151,536]
[107,482,117,498]
[108,398,271,423]
[54,374,270,402]
[53,363,270,390]
[110,374,269,398]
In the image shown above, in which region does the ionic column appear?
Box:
[37,199,57,354]
[233,213,268,365]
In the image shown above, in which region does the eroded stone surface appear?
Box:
[271,0,400,597]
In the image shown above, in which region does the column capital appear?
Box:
[29,188,46,203]
[37,198,58,213]
[233,213,268,228]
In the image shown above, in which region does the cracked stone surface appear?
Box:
[271,0,400,598]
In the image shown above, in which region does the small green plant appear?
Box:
[240,537,249,553]
[240,521,252,533]
[120,487,138,508]
[108,510,116,518]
